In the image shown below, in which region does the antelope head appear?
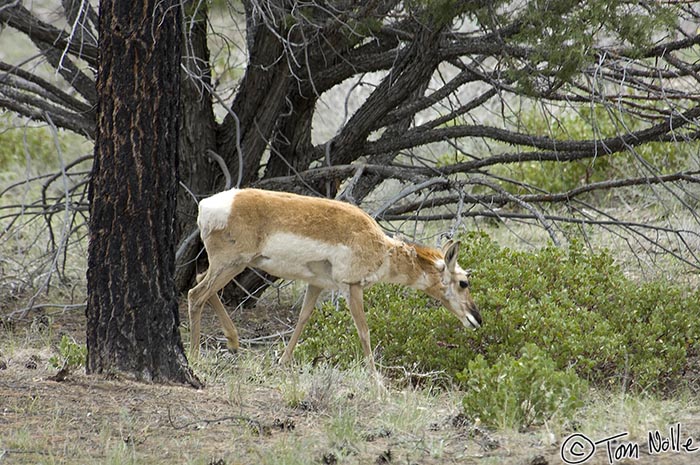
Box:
[425,240,482,329]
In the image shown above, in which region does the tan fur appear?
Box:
[224,189,389,283]
[187,188,481,371]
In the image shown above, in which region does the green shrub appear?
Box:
[457,344,587,429]
[0,123,57,171]
[49,335,87,371]
[296,233,700,394]
[0,115,90,174]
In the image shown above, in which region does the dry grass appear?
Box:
[1,308,699,465]
[0,331,522,465]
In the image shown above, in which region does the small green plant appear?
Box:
[325,408,361,454]
[49,335,87,371]
[278,368,308,409]
[457,343,587,430]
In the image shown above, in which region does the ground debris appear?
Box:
[272,417,295,431]
[24,355,39,370]
[320,452,337,464]
[520,455,548,465]
[47,367,70,382]
[245,419,272,437]
[363,426,392,442]
[376,448,392,463]
[449,413,500,451]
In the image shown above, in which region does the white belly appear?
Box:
[252,233,355,289]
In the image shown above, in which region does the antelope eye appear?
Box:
[459,280,469,289]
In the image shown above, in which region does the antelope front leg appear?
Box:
[348,283,376,372]
[280,284,322,364]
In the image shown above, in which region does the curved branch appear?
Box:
[0,61,92,114]
[251,162,430,191]
[390,209,700,270]
[0,0,98,66]
[0,90,94,137]
[611,31,700,59]
[35,40,97,104]
[331,24,446,165]
[381,67,491,127]
[363,104,700,157]
[382,171,700,216]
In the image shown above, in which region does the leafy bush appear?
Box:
[457,344,587,429]
[296,232,700,394]
[0,115,90,174]
[49,335,87,371]
[0,123,57,171]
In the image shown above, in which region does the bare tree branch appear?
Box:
[0,0,98,66]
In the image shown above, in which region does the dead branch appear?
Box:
[0,0,98,66]
[167,406,266,433]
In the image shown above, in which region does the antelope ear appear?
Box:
[443,240,461,273]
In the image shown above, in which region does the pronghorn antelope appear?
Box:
[187,188,481,371]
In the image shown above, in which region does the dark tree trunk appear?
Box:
[216,1,290,188]
[86,0,200,387]
[265,96,319,182]
[175,1,292,298]
[206,5,291,306]
[174,0,221,293]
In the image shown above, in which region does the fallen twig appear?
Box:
[167,406,266,434]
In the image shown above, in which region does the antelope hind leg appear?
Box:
[188,265,243,360]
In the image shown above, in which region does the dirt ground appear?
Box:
[1,303,699,465]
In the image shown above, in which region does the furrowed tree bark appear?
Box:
[86,0,200,387]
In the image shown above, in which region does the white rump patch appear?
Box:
[198,188,239,237]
